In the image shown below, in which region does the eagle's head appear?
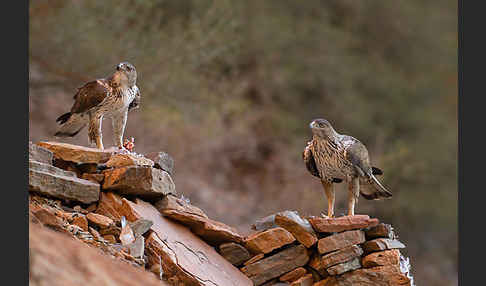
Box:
[310,118,336,138]
[115,62,137,87]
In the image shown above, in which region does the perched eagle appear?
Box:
[55,62,140,150]
[303,119,392,217]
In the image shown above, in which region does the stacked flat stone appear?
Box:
[308,216,412,286]
[31,142,176,201]
[29,142,253,286]
[28,141,414,286]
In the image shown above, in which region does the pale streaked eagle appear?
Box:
[55,62,140,150]
[303,118,392,217]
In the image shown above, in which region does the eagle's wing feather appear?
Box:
[128,85,140,111]
[372,166,383,176]
[344,137,392,199]
[344,138,372,175]
[303,142,321,178]
[71,79,110,114]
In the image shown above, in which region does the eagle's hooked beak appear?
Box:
[310,120,316,129]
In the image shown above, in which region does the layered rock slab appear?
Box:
[362,249,402,268]
[122,198,252,286]
[245,227,296,254]
[29,223,168,286]
[219,242,251,266]
[365,223,396,240]
[315,245,363,269]
[105,153,154,168]
[37,141,113,164]
[162,208,243,245]
[103,166,175,199]
[317,230,365,254]
[362,238,406,253]
[155,194,207,218]
[279,267,307,282]
[308,215,379,233]
[314,265,411,286]
[240,244,310,286]
[29,160,100,204]
[29,142,53,164]
[275,211,317,248]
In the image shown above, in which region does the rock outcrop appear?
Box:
[28,142,415,286]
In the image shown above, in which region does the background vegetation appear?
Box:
[29,1,457,285]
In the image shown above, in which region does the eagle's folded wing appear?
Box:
[70,80,110,114]
[344,140,372,176]
[303,143,321,178]
[128,86,140,111]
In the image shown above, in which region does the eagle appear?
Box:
[303,118,392,217]
[54,62,140,150]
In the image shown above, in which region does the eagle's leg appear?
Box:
[347,177,360,216]
[88,113,104,150]
[112,109,128,149]
[321,180,335,218]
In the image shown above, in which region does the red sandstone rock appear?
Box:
[37,141,113,164]
[240,244,310,286]
[317,230,365,254]
[29,223,168,286]
[105,153,154,168]
[308,215,379,233]
[162,209,244,245]
[244,253,265,266]
[99,225,121,237]
[245,227,296,254]
[365,223,396,240]
[29,160,100,204]
[86,213,114,228]
[103,166,176,199]
[308,254,330,278]
[275,211,318,248]
[81,173,105,184]
[89,226,102,241]
[290,273,314,286]
[362,249,401,268]
[103,234,117,244]
[219,242,251,266]
[95,192,139,221]
[313,265,411,286]
[125,198,253,286]
[279,267,307,282]
[155,194,208,218]
[320,245,363,269]
[71,215,88,232]
[362,238,406,253]
[31,208,64,230]
[326,257,361,275]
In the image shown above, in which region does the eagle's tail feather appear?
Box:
[56,112,72,124]
[54,112,88,137]
[360,174,392,200]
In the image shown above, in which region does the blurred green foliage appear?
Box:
[30,1,457,285]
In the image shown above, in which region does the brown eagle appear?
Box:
[303,118,392,217]
[55,62,140,150]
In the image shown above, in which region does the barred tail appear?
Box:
[54,112,88,137]
[360,174,392,200]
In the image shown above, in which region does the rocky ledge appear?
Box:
[29,142,415,286]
